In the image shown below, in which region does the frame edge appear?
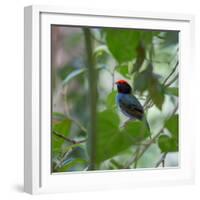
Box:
[24,5,196,194]
[24,5,33,194]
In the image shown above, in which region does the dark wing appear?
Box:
[119,94,144,120]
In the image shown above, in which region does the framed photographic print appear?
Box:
[24,5,195,194]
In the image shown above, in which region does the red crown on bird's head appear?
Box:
[115,79,128,84]
[115,79,131,93]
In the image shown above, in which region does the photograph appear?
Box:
[51,25,179,173]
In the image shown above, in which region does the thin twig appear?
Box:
[162,156,165,167]
[63,87,88,134]
[124,128,163,168]
[155,152,167,167]
[110,159,124,169]
[143,96,151,110]
[125,103,178,168]
[111,68,115,91]
[143,60,179,110]
[90,32,105,44]
[120,118,133,128]
[145,58,170,65]
[67,115,88,133]
[54,148,73,170]
[156,35,165,40]
[53,130,87,144]
[133,146,141,168]
[162,61,179,86]
[165,74,179,88]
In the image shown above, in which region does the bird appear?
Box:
[115,79,150,132]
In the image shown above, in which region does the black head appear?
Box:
[115,80,132,94]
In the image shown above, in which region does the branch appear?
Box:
[110,159,124,169]
[155,152,167,168]
[111,68,115,91]
[133,146,141,168]
[67,115,87,133]
[53,148,73,170]
[83,28,97,170]
[162,61,178,86]
[53,130,87,144]
[62,87,88,134]
[125,103,178,168]
[124,127,163,168]
[90,32,105,44]
[143,96,151,110]
[144,60,179,110]
[164,74,178,88]
[145,58,170,66]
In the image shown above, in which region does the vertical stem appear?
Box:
[161,153,167,167]
[83,28,97,170]
[111,68,115,91]
[134,146,141,168]
[162,159,165,167]
[155,152,167,168]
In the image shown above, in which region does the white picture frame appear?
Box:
[24,5,195,194]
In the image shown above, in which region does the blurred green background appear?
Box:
[51,26,179,172]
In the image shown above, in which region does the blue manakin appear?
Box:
[115,79,150,131]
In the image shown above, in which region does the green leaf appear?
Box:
[105,29,140,63]
[142,31,153,45]
[134,70,150,92]
[134,64,153,92]
[115,65,129,78]
[158,115,179,153]
[148,76,165,110]
[96,109,122,164]
[134,62,165,109]
[57,65,75,80]
[62,68,86,86]
[106,91,117,108]
[97,109,120,131]
[95,110,150,164]
[53,119,71,136]
[93,45,110,56]
[128,62,134,74]
[132,42,146,73]
[165,87,178,96]
[52,133,64,153]
[52,112,67,121]
[58,158,88,172]
[165,115,178,139]
[160,31,179,47]
[158,135,178,152]
[93,45,110,63]
[122,120,150,140]
[62,66,105,86]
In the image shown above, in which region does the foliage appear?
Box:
[51,26,179,172]
[96,109,150,164]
